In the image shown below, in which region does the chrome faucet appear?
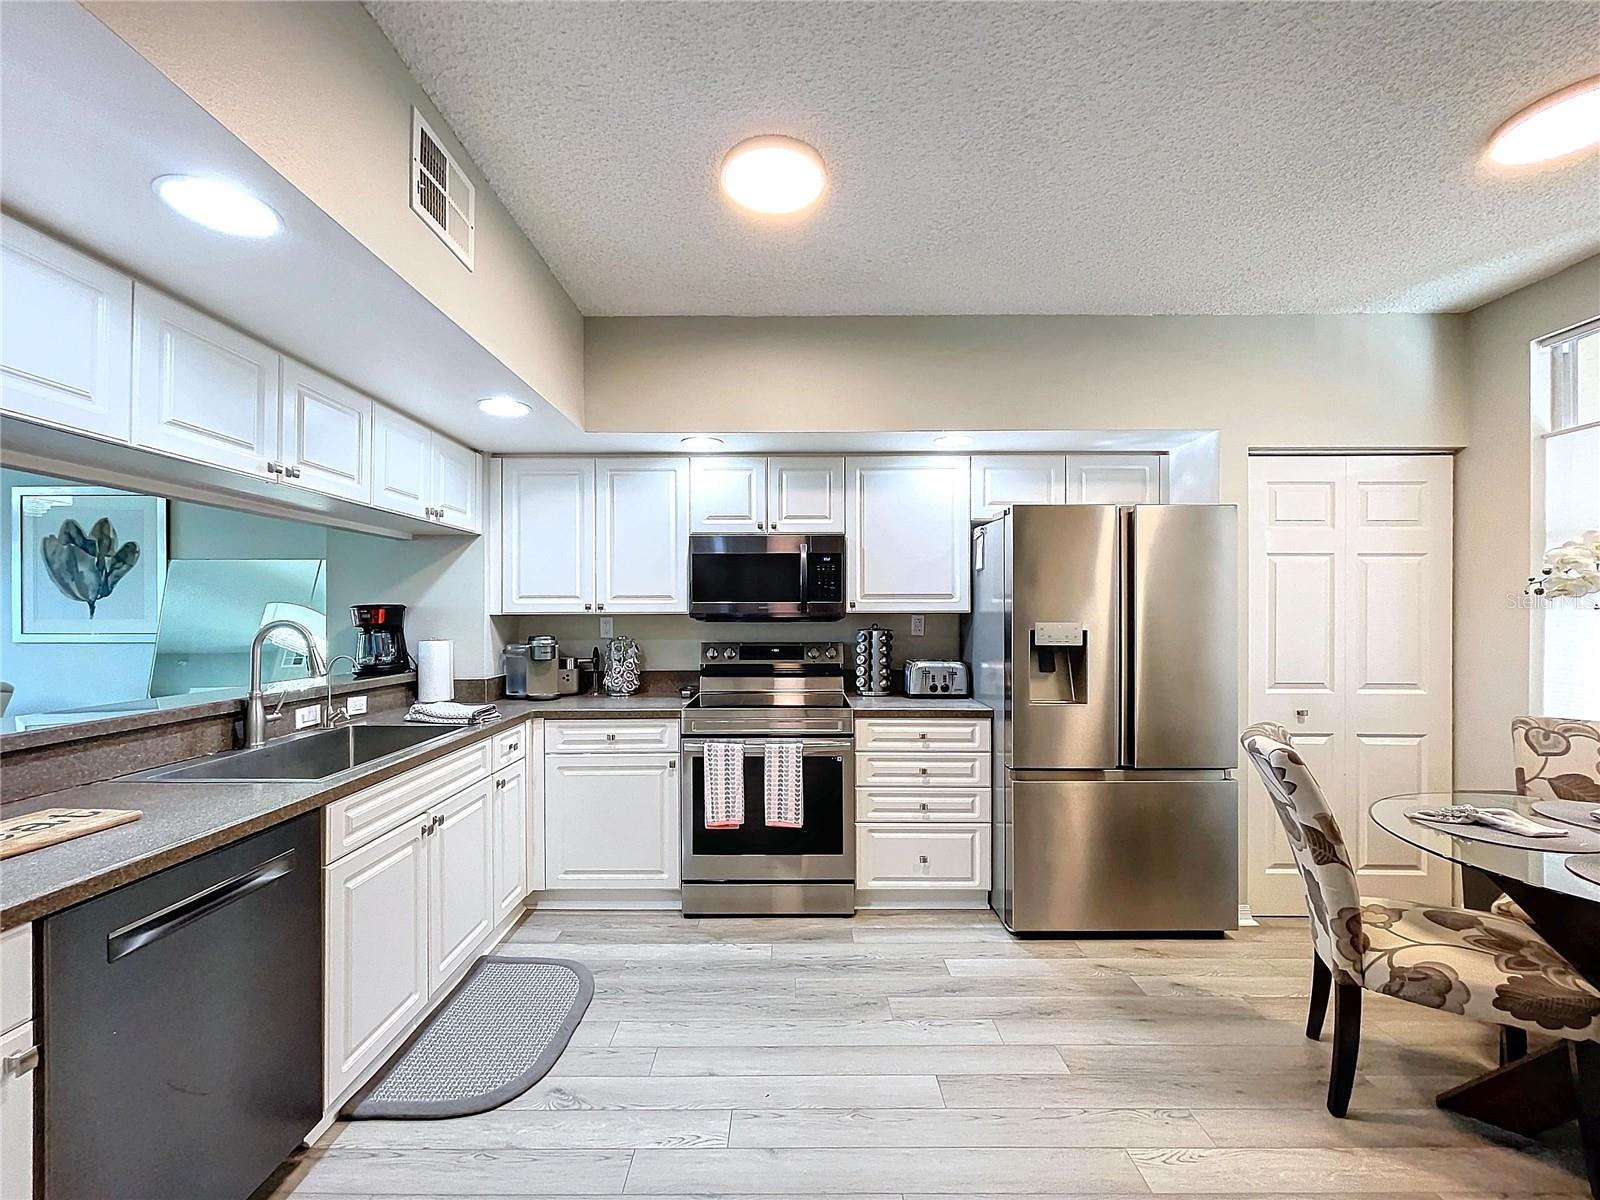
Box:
[245,619,328,749]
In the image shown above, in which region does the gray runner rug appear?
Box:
[345,955,593,1119]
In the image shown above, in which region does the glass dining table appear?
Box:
[1372,789,1600,1142]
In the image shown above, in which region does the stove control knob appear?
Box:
[704,647,721,660]
[805,646,820,660]
[824,645,838,659]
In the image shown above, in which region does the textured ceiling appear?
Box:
[366,1,1600,316]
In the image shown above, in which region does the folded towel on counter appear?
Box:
[404,701,502,726]
[764,740,804,829]
[1409,804,1568,837]
[704,740,745,829]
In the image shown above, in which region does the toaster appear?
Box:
[903,660,970,697]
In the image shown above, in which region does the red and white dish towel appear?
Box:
[704,740,745,829]
[764,740,804,829]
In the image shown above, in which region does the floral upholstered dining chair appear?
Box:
[1514,716,1600,803]
[1240,721,1600,1125]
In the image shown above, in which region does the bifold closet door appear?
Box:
[1247,454,1453,915]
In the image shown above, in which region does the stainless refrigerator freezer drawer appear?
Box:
[1006,777,1238,933]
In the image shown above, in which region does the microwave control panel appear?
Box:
[807,552,843,601]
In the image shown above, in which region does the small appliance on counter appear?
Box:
[504,635,560,700]
[904,659,970,697]
[351,604,409,677]
[556,657,584,695]
[853,625,894,695]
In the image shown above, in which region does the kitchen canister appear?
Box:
[416,638,455,703]
[853,624,894,696]
[603,634,643,696]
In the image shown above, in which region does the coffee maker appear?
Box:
[350,604,409,677]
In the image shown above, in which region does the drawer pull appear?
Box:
[918,732,928,740]
[3,1046,39,1077]
[920,802,929,811]
[605,733,617,742]
[507,741,519,752]
[918,855,928,864]
[919,766,928,775]
[495,778,506,790]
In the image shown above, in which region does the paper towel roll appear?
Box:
[417,638,454,703]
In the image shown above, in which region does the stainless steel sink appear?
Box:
[137,723,455,783]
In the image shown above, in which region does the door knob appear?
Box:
[1295,709,1309,723]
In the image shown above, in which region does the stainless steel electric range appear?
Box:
[680,641,855,917]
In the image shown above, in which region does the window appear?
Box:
[1534,318,1600,718]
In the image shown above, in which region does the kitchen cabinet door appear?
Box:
[1065,453,1164,503]
[1,215,133,442]
[491,761,529,923]
[768,456,845,532]
[970,454,1066,519]
[431,433,482,532]
[324,816,429,1103]
[857,824,989,889]
[501,457,596,612]
[427,778,495,995]
[846,455,972,613]
[596,457,690,613]
[546,753,680,888]
[525,720,547,892]
[132,285,281,477]
[372,403,432,519]
[279,357,372,504]
[690,456,766,532]
[0,1021,34,1200]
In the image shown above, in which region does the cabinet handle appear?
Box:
[669,758,677,770]
[605,733,617,742]
[849,602,857,610]
[584,604,593,611]
[3,1046,39,1077]
[920,802,929,811]
[597,603,605,611]
[508,741,519,752]
[421,820,433,837]
[495,778,506,790]
[918,855,929,864]
[919,766,929,775]
[432,813,445,828]
[266,461,283,477]
[284,465,302,480]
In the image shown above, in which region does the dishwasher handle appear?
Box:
[106,849,297,962]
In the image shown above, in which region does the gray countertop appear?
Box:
[1,691,988,929]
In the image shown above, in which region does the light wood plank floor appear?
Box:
[258,909,1586,1198]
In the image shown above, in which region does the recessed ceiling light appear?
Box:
[477,395,531,419]
[933,433,975,449]
[680,436,726,451]
[1487,76,1600,166]
[153,175,283,238]
[719,136,827,215]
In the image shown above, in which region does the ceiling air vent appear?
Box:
[411,108,475,269]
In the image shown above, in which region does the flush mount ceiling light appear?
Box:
[680,435,726,451]
[933,433,975,449]
[152,175,283,238]
[719,136,827,215]
[477,394,531,419]
[1487,76,1600,166]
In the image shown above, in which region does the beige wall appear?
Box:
[87,0,584,427]
[1456,255,1600,789]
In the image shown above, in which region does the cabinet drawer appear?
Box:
[856,752,990,788]
[857,787,989,822]
[857,823,990,889]
[856,718,989,753]
[0,925,30,1035]
[494,722,530,769]
[324,739,494,864]
[546,720,678,754]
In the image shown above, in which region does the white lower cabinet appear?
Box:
[545,733,680,889]
[427,779,495,995]
[1,1020,36,1200]
[491,760,529,922]
[858,824,990,889]
[324,815,430,1103]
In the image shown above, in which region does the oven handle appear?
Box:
[681,739,854,753]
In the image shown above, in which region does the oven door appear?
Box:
[681,738,855,881]
[689,534,808,620]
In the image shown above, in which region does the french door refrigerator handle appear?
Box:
[1118,504,1134,768]
[105,849,296,962]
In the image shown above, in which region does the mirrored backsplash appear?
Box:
[2,467,405,725]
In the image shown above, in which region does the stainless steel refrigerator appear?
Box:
[964,504,1239,934]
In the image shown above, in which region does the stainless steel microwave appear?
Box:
[688,533,846,621]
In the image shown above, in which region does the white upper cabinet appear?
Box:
[279,358,372,504]
[846,455,972,613]
[431,433,481,532]
[372,404,432,519]
[970,454,1067,519]
[501,457,596,613]
[1,216,133,442]
[596,457,690,613]
[1066,453,1164,503]
[132,285,280,477]
[768,456,846,532]
[690,456,767,533]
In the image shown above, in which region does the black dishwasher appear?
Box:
[40,812,321,1200]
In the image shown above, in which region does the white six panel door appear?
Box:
[0,216,133,442]
[1247,454,1453,914]
[768,456,846,532]
[597,457,690,612]
[501,458,597,612]
[690,456,766,532]
[279,358,372,504]
[132,285,280,476]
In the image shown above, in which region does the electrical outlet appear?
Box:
[600,617,615,638]
[911,614,925,637]
[294,704,322,730]
[346,695,368,716]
